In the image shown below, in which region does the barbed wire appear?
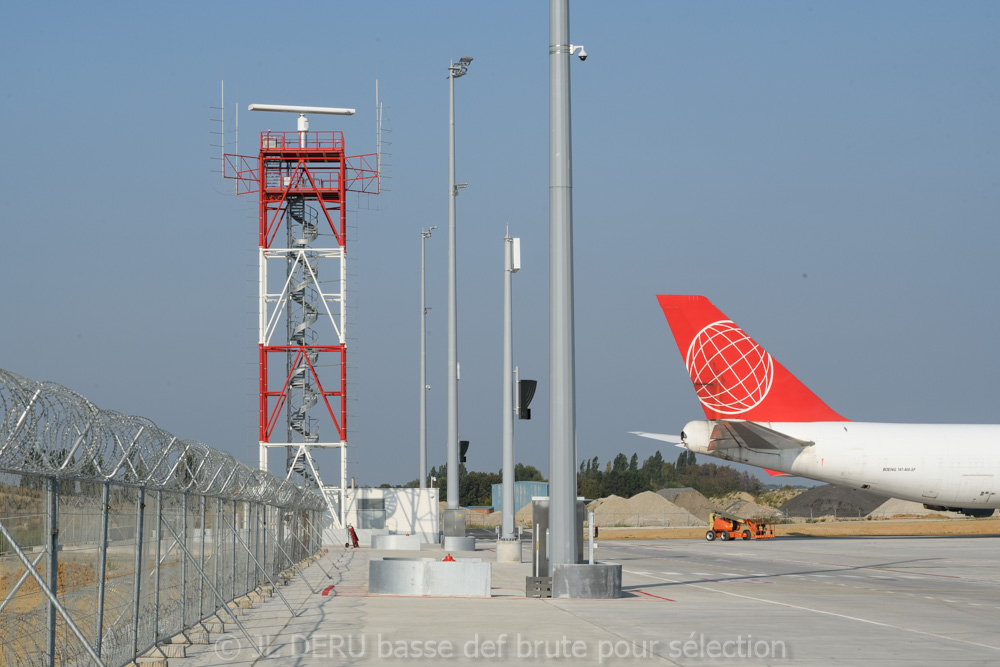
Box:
[0,369,323,510]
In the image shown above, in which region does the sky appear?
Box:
[1,2,998,488]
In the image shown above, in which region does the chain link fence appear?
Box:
[0,369,326,667]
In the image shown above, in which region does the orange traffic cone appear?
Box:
[442,553,455,562]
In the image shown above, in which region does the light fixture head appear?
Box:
[459,56,473,64]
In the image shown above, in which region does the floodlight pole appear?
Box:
[502,230,518,539]
[548,0,578,570]
[446,58,471,510]
[420,227,436,488]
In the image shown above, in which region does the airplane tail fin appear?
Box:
[657,295,846,422]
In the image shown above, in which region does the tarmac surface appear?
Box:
[175,532,1000,666]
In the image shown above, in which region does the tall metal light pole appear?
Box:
[502,230,520,540]
[419,226,437,489]
[548,0,585,570]
[446,57,472,511]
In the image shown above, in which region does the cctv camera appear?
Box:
[578,48,587,61]
[569,44,588,61]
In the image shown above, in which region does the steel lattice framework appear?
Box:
[226,130,378,529]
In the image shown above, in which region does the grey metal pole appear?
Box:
[231,500,238,601]
[420,227,435,489]
[153,491,162,644]
[501,232,515,539]
[96,482,109,656]
[131,486,146,660]
[199,495,207,618]
[446,60,460,510]
[548,0,579,570]
[181,492,187,627]
[45,477,58,667]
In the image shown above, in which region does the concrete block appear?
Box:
[369,557,492,597]
[551,563,622,599]
[372,534,421,550]
[443,535,476,552]
[145,644,187,658]
[496,539,521,563]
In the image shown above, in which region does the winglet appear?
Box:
[657,295,846,422]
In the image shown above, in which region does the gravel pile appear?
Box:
[721,498,782,520]
[657,488,716,522]
[867,498,965,519]
[590,491,700,527]
[514,502,535,526]
[779,485,887,518]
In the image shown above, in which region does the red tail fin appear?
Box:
[658,295,846,422]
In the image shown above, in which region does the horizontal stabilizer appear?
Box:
[630,431,682,444]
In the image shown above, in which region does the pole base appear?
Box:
[551,563,622,599]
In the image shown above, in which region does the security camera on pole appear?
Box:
[547,0,621,597]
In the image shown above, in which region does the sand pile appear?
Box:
[867,499,966,519]
[591,491,700,527]
[780,485,887,518]
[514,502,535,526]
[721,498,782,520]
[657,488,716,522]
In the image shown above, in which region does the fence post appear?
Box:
[232,500,239,601]
[245,502,252,593]
[131,486,146,660]
[199,495,207,618]
[181,491,187,627]
[45,476,59,667]
[213,498,222,612]
[95,481,110,658]
[153,490,162,644]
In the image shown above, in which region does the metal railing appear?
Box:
[0,369,327,667]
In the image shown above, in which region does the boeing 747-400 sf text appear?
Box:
[634,295,998,517]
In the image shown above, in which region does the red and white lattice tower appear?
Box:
[226,104,379,528]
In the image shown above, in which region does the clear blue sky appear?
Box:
[1,2,997,487]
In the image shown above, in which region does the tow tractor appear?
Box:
[705,511,776,541]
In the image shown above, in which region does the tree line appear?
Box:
[392,451,762,506]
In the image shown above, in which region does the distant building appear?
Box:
[491,481,549,514]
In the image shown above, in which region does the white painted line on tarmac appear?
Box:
[624,570,1000,654]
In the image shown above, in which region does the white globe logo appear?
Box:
[685,320,773,415]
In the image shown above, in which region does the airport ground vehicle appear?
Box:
[705,511,775,541]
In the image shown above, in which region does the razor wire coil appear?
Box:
[0,369,324,510]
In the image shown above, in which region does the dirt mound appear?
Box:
[657,488,715,522]
[722,498,781,520]
[868,499,965,519]
[514,502,535,526]
[755,487,806,509]
[591,492,700,527]
[780,485,887,518]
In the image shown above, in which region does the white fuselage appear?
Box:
[683,421,1000,509]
